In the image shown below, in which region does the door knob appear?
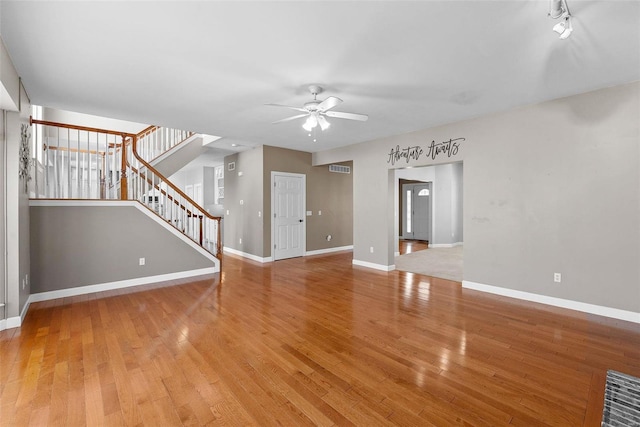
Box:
[299,219,303,222]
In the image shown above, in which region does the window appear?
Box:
[406,190,412,233]
[418,189,429,196]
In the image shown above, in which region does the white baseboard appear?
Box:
[224,246,354,262]
[223,247,272,263]
[305,245,353,256]
[430,242,464,248]
[29,267,218,304]
[352,259,395,272]
[0,268,218,331]
[0,314,27,331]
[462,280,640,324]
[0,316,22,331]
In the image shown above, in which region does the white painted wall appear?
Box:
[42,107,149,134]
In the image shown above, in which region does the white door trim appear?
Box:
[271,171,306,261]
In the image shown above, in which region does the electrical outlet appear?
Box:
[139,257,145,266]
[258,211,261,217]
[26,274,28,286]
[318,210,322,216]
[22,278,25,290]
[326,235,332,241]
[370,246,374,253]
[554,273,561,283]
[239,238,242,244]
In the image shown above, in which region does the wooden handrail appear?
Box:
[31,118,136,138]
[137,125,158,138]
[44,144,107,156]
[129,135,221,221]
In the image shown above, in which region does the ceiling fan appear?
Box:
[267,85,368,131]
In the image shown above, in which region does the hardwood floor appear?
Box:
[1,251,639,426]
[399,239,429,255]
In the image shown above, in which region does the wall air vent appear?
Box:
[228,162,236,171]
[329,164,351,174]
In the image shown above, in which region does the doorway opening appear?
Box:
[394,162,464,282]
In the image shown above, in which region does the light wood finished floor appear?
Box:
[1,251,639,426]
[398,239,429,255]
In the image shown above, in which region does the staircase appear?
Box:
[29,118,222,261]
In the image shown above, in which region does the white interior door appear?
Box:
[272,172,305,260]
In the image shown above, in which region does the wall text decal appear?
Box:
[387,137,465,165]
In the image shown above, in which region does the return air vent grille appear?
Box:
[329,164,351,174]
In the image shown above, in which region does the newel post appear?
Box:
[120,134,129,200]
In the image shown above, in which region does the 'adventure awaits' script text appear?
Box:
[387,137,465,165]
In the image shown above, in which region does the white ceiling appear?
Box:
[1,1,639,153]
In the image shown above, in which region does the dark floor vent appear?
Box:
[602,370,640,426]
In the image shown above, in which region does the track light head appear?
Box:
[548,0,573,39]
[549,0,565,19]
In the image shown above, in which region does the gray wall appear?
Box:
[314,82,640,313]
[223,146,264,256]
[153,136,204,178]
[263,145,352,257]
[0,111,5,319]
[433,164,454,244]
[30,204,214,293]
[432,162,463,245]
[452,162,463,243]
[3,84,31,318]
[1,35,31,322]
[203,166,215,207]
[223,145,353,259]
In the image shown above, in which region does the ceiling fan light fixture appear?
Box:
[303,114,318,131]
[318,115,330,131]
[269,85,367,136]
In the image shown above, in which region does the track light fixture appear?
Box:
[548,0,573,39]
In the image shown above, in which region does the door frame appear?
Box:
[271,171,306,261]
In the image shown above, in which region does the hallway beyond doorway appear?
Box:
[395,244,463,282]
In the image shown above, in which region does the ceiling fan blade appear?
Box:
[272,113,309,124]
[265,103,307,113]
[325,111,368,121]
[317,96,342,112]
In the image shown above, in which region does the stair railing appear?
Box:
[136,125,195,163]
[29,118,222,260]
[125,133,222,259]
[30,118,129,200]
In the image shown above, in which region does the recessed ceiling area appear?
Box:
[1,1,638,153]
